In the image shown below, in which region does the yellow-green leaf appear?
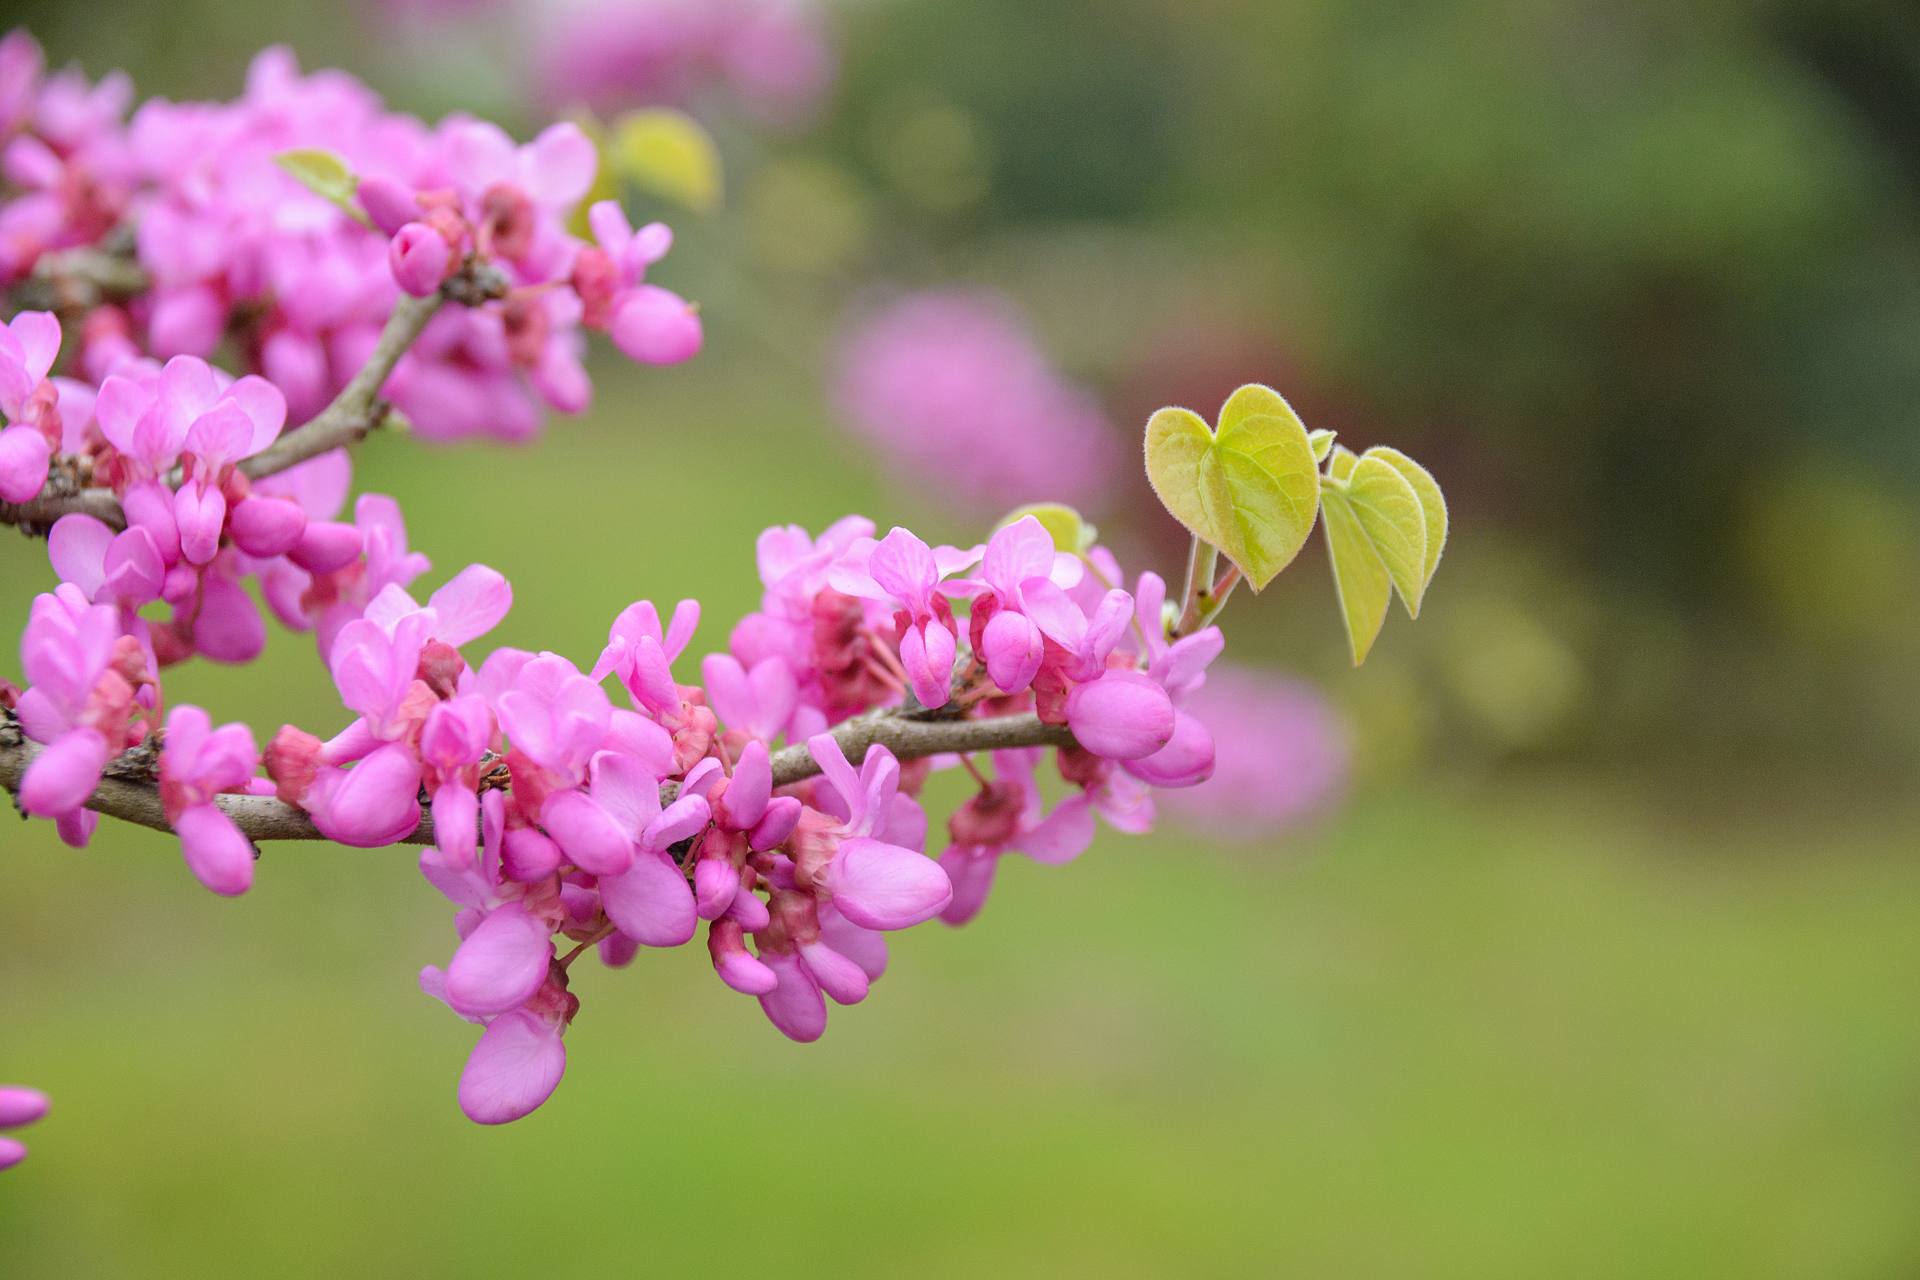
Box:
[1327,443,1358,482]
[1366,446,1447,605]
[607,109,723,213]
[276,149,369,226]
[995,502,1096,554]
[1343,455,1428,617]
[1321,486,1392,665]
[1143,383,1320,592]
[1309,429,1336,462]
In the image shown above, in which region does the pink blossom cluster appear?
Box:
[0,31,700,446]
[833,290,1122,515]
[7,511,1227,1125]
[0,1085,49,1170]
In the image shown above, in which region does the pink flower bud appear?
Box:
[1065,669,1176,761]
[610,286,703,365]
[1121,709,1216,788]
[172,479,226,566]
[389,222,454,297]
[227,495,308,558]
[175,801,255,897]
[288,520,363,574]
[0,1137,26,1170]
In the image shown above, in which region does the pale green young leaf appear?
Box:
[1344,455,1428,617]
[276,149,370,227]
[995,502,1096,554]
[1365,446,1448,603]
[1309,429,1336,462]
[1327,443,1359,482]
[608,109,723,213]
[1142,383,1320,592]
[1321,487,1392,665]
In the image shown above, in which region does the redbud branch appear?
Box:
[0,707,1077,850]
[0,260,509,536]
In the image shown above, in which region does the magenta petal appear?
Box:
[0,1137,26,1170]
[175,802,255,896]
[0,1087,49,1128]
[1065,670,1176,761]
[981,609,1044,693]
[540,789,635,876]
[724,886,771,931]
[756,951,826,1043]
[47,514,111,598]
[694,856,740,921]
[747,794,802,852]
[192,573,268,664]
[0,425,50,503]
[937,847,999,925]
[715,947,778,996]
[1120,709,1216,788]
[173,480,226,566]
[818,905,890,979]
[19,727,109,817]
[457,1008,567,1125]
[609,285,702,365]
[445,902,553,1017]
[799,940,870,1005]
[289,520,364,574]
[823,836,953,931]
[720,741,771,829]
[228,496,308,558]
[597,849,696,947]
[501,826,562,882]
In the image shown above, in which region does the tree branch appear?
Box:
[0,709,1077,850]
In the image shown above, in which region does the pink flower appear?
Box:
[14,587,134,827]
[589,597,699,719]
[578,201,701,365]
[792,733,950,930]
[158,704,260,895]
[945,514,1082,693]
[828,527,976,708]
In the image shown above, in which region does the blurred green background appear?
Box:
[3,0,1919,1274]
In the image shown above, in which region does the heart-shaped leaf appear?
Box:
[1343,454,1427,617]
[1309,429,1336,462]
[1365,446,1447,611]
[1321,486,1392,665]
[1143,383,1320,592]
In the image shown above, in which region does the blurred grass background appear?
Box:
[3,0,1920,1274]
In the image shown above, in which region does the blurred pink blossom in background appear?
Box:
[833,290,1122,516]
[535,0,835,126]
[1159,663,1349,840]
